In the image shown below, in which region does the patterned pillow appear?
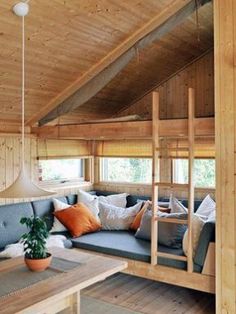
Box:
[99,202,142,230]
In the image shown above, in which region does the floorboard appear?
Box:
[82,273,215,314]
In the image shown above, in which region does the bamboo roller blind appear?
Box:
[95,140,152,157]
[38,138,215,159]
[37,139,92,159]
[95,138,215,158]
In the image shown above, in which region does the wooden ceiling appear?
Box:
[0,0,213,126]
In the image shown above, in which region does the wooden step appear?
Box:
[155,147,190,152]
[156,252,187,262]
[155,217,188,224]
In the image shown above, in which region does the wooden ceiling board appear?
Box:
[0,0,212,125]
[67,2,213,123]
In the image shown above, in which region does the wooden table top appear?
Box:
[0,248,127,314]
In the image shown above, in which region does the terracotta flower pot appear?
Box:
[24,253,52,272]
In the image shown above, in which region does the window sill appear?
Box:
[38,180,93,190]
[98,181,152,187]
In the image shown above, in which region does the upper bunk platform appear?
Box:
[33,117,214,140]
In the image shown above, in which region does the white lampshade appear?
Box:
[0,167,55,199]
[0,2,56,199]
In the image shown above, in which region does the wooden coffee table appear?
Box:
[0,247,127,314]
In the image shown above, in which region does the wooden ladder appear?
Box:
[151,88,195,273]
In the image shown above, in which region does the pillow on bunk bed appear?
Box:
[130,201,149,231]
[135,208,187,248]
[195,194,215,218]
[169,195,188,214]
[98,193,129,208]
[54,203,101,237]
[99,201,142,230]
[77,189,97,203]
[51,199,71,233]
[52,198,100,233]
[137,199,170,208]
[130,201,171,231]
[182,213,206,257]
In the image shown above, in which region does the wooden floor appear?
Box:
[82,273,215,314]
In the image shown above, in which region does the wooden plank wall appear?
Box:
[214,0,236,312]
[0,135,93,205]
[117,51,214,119]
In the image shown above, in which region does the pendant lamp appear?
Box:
[0,2,55,198]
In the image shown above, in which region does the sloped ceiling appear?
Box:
[0,0,213,125]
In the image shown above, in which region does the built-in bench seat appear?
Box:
[72,230,187,270]
[0,191,215,275]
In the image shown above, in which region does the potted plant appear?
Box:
[20,216,52,272]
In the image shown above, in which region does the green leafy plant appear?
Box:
[20,216,49,259]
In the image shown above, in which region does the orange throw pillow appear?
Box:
[130,201,149,231]
[130,201,171,231]
[54,203,101,237]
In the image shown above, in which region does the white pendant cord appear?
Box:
[21,15,25,172]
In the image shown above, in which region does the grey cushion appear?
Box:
[66,194,77,205]
[31,197,68,230]
[135,210,187,248]
[67,191,97,205]
[0,202,34,249]
[71,230,187,270]
[194,219,215,270]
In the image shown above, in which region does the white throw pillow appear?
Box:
[182,214,205,257]
[99,202,142,230]
[169,195,188,214]
[77,189,96,203]
[98,193,128,208]
[51,199,71,233]
[82,198,100,222]
[196,194,216,218]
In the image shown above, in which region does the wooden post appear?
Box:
[214,0,236,313]
[187,88,194,273]
[151,91,159,265]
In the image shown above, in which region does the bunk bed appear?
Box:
[33,89,216,293]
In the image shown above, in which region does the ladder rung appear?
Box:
[156,252,187,262]
[154,182,189,190]
[156,147,189,152]
[155,217,188,224]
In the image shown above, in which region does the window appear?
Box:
[101,158,152,184]
[172,158,215,188]
[39,159,84,182]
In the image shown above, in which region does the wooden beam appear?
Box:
[187,88,194,273]
[151,92,159,265]
[33,117,215,140]
[214,0,236,313]
[26,0,211,127]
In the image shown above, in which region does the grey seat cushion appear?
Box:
[0,202,34,249]
[31,196,68,230]
[71,230,187,270]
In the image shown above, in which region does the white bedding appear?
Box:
[0,235,67,259]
